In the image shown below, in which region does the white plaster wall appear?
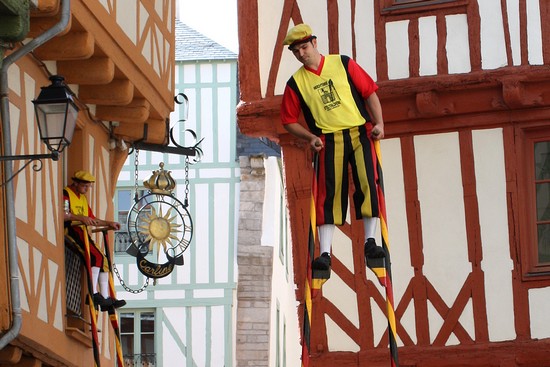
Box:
[415,132,474,345]
[117,1,138,44]
[526,0,544,65]
[386,20,410,80]
[381,137,415,345]
[506,0,522,65]
[337,0,354,58]
[529,287,550,339]
[419,16,438,77]
[473,128,516,342]
[325,229,360,351]
[478,0,508,70]
[354,0,377,80]
[159,305,228,366]
[263,157,301,367]
[446,14,471,74]
[259,0,284,97]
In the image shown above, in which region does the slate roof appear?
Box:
[175,20,237,61]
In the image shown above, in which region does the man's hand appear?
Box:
[108,221,121,230]
[372,125,384,140]
[284,123,324,152]
[78,216,99,226]
[310,136,324,152]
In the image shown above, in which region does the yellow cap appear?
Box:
[283,24,315,46]
[72,170,96,183]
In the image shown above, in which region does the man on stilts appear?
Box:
[281,24,387,274]
[281,23,399,367]
[64,170,126,311]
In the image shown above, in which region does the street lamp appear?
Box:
[0,75,79,185]
[33,75,79,157]
[0,75,78,163]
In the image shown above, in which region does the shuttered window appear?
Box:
[517,126,550,278]
[381,0,468,14]
[534,141,550,265]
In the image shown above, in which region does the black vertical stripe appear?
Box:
[341,129,352,221]
[323,133,336,224]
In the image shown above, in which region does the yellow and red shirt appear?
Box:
[281,55,378,134]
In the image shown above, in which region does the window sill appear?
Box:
[66,326,94,348]
[381,0,468,15]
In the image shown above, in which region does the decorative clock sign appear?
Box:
[126,162,193,278]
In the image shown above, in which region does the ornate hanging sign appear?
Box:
[126,162,193,278]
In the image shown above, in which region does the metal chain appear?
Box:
[184,155,190,207]
[134,148,140,203]
[113,263,150,294]
[113,147,150,293]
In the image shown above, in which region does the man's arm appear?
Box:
[284,123,324,152]
[95,218,121,230]
[345,57,385,140]
[365,92,384,140]
[281,83,324,152]
[64,211,119,228]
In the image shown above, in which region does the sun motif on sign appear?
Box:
[138,205,182,252]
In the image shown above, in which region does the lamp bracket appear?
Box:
[0,151,59,186]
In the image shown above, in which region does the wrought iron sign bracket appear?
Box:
[130,122,203,158]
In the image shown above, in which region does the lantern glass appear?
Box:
[32,75,79,153]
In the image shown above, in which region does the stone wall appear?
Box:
[235,155,273,367]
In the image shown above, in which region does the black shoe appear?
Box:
[312,252,331,280]
[92,293,114,311]
[312,252,331,270]
[364,238,386,259]
[111,298,126,309]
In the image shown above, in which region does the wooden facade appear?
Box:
[0,0,175,366]
[236,0,550,366]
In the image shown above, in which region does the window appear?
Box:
[279,193,285,264]
[276,304,281,367]
[517,126,550,278]
[120,311,156,367]
[380,0,468,14]
[115,189,147,253]
[534,141,550,264]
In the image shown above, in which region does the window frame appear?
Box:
[120,309,157,366]
[517,125,550,280]
[114,188,149,254]
[380,0,468,15]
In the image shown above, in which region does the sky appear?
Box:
[177,0,239,53]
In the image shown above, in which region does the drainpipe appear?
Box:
[0,0,71,350]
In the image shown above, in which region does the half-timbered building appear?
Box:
[236,1,550,366]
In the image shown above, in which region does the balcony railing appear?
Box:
[115,231,133,253]
[124,353,156,367]
[65,240,83,316]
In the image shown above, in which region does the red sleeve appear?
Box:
[280,84,302,125]
[88,206,96,219]
[347,58,378,98]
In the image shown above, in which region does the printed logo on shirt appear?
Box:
[74,204,85,216]
[315,79,341,111]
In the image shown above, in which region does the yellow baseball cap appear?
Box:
[283,24,316,47]
[72,170,96,183]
